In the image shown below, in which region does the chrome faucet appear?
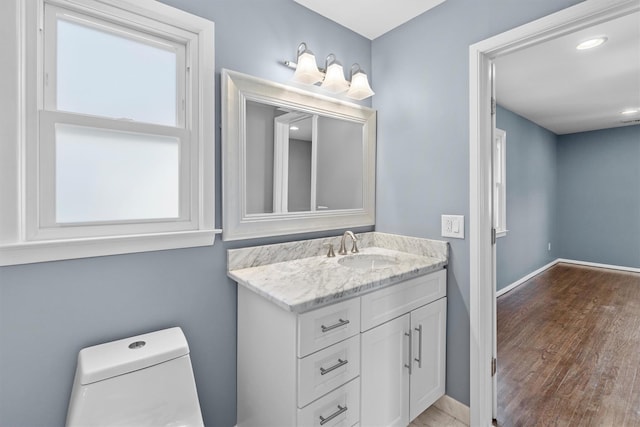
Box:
[338,231,359,255]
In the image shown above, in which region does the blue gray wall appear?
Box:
[557,125,640,268]
[1,0,600,424]
[495,106,557,291]
[371,0,582,405]
[494,107,638,293]
[0,1,371,426]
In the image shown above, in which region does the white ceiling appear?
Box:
[495,11,640,135]
[293,0,446,40]
[293,2,640,135]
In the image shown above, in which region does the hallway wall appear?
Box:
[557,125,640,268]
[495,106,558,292]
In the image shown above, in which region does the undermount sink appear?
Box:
[338,253,399,270]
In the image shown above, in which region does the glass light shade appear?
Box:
[347,71,375,100]
[293,51,323,84]
[320,62,349,93]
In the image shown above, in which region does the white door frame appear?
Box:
[468,0,640,425]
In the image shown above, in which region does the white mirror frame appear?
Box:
[221,69,376,241]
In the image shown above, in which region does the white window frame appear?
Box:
[0,0,217,266]
[493,128,507,237]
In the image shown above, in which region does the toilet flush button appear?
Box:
[128,341,146,350]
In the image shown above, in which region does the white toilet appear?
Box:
[66,327,204,426]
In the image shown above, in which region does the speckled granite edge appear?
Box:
[229,252,448,313]
[227,232,448,271]
[371,232,449,259]
[227,235,346,271]
[227,232,449,313]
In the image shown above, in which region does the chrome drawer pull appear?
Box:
[321,318,349,333]
[319,404,348,425]
[414,324,423,368]
[404,331,412,375]
[320,358,348,375]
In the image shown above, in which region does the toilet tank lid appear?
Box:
[76,327,190,385]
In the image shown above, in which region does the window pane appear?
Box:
[495,187,501,228]
[494,140,502,183]
[55,124,180,223]
[56,18,177,126]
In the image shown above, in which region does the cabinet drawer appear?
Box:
[361,269,446,331]
[298,298,360,357]
[298,335,360,408]
[297,378,360,427]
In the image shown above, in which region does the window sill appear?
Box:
[0,229,221,266]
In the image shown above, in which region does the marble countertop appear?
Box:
[227,232,448,313]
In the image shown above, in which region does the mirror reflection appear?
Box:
[245,101,363,215]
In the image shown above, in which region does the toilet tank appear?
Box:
[66,327,204,427]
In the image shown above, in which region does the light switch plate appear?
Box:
[441,215,465,239]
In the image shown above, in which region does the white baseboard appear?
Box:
[496,259,559,297]
[556,258,640,274]
[434,394,470,426]
[497,258,640,298]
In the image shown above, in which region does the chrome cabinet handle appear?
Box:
[404,331,412,375]
[414,324,423,368]
[319,404,348,425]
[320,358,348,376]
[321,318,349,333]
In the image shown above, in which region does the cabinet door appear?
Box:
[409,297,447,421]
[361,314,410,427]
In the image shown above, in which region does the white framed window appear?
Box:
[493,128,507,237]
[0,0,217,265]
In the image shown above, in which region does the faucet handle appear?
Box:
[325,243,336,258]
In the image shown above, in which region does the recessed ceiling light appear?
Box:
[290,125,299,131]
[576,37,608,50]
[621,108,639,115]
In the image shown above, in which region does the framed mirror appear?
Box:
[222,69,376,241]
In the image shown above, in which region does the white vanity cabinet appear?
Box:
[237,287,361,427]
[236,267,446,427]
[360,269,447,427]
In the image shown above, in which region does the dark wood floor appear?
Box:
[496,263,640,427]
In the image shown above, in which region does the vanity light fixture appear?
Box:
[320,54,350,93]
[621,108,639,115]
[283,42,374,100]
[576,36,608,50]
[290,42,323,84]
[346,64,375,100]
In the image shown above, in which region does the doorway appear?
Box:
[469,0,640,425]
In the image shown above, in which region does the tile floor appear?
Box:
[410,405,468,427]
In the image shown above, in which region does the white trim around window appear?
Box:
[0,0,218,266]
[493,128,507,237]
